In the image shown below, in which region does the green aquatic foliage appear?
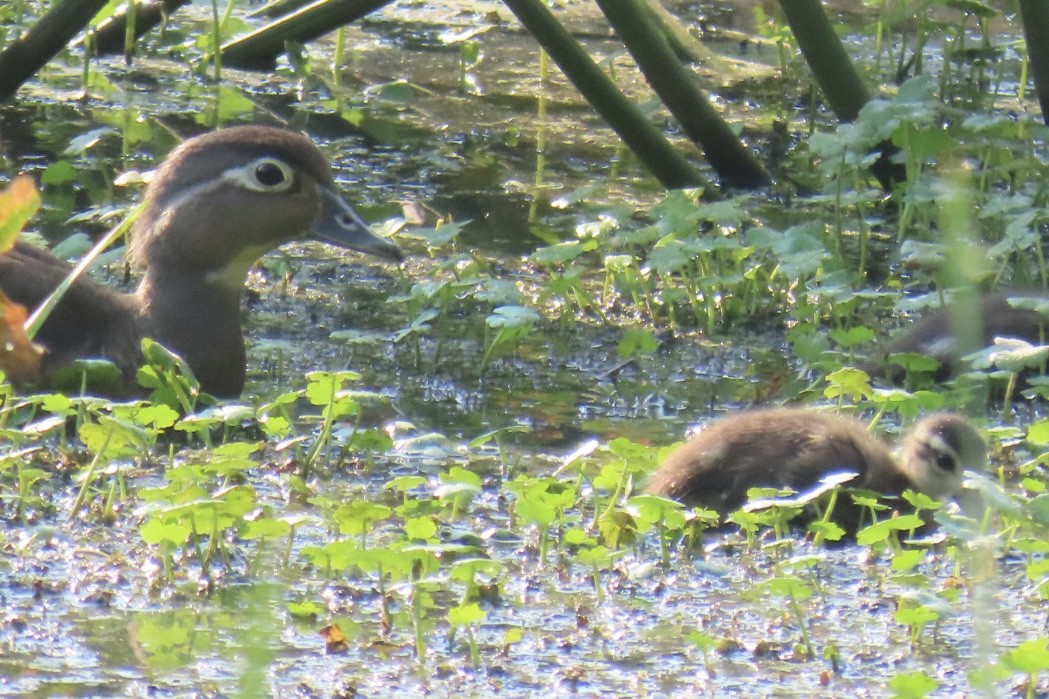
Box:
[888,670,938,699]
[481,304,539,375]
[9,4,1049,690]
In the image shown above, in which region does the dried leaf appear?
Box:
[319,623,348,654]
[0,292,43,384]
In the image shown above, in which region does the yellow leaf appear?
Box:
[0,175,41,254]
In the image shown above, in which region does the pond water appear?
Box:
[1,2,1047,698]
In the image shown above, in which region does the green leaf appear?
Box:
[241,517,291,540]
[409,219,470,247]
[888,670,938,698]
[1003,638,1049,674]
[857,514,925,545]
[890,549,924,573]
[40,160,77,186]
[646,238,691,274]
[287,600,325,619]
[761,575,812,601]
[1026,419,1049,446]
[617,328,659,359]
[486,305,540,328]
[140,518,190,546]
[385,475,428,492]
[405,516,438,540]
[448,602,486,627]
[530,241,584,265]
[828,326,876,349]
[334,501,392,535]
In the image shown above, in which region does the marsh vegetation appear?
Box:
[2,1,1049,696]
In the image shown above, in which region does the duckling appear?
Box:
[866,292,1047,381]
[643,408,987,513]
[0,125,403,396]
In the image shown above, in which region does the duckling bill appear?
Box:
[0,125,403,397]
[644,408,987,514]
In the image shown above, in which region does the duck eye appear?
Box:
[251,159,292,190]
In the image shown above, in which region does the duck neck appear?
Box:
[134,268,248,396]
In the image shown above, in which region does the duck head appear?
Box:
[129,125,403,287]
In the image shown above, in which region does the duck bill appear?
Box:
[310,188,404,262]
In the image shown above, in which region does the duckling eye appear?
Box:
[933,450,957,472]
[250,158,293,191]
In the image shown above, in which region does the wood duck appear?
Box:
[643,408,987,513]
[865,292,1047,381]
[1,125,403,396]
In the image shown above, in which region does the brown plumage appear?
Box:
[0,125,403,396]
[865,292,1047,381]
[644,408,987,513]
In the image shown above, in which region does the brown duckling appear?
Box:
[644,408,987,513]
[0,125,403,396]
[865,292,1047,381]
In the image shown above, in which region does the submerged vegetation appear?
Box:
[2,0,1049,696]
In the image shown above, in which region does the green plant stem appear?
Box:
[333,26,345,87]
[789,591,814,657]
[221,0,394,70]
[595,0,768,188]
[377,562,391,632]
[501,0,706,189]
[0,0,109,102]
[68,427,113,522]
[122,0,136,63]
[779,0,870,121]
[302,377,337,478]
[411,577,427,662]
[528,48,548,224]
[211,0,222,80]
[591,562,603,603]
[467,628,480,667]
[1018,0,1049,124]
[776,0,905,191]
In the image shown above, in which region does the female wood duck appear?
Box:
[644,408,986,513]
[1,125,403,396]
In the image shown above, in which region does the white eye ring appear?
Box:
[224,157,295,193]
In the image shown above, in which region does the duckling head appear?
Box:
[895,413,987,498]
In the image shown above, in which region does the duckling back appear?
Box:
[644,408,897,512]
